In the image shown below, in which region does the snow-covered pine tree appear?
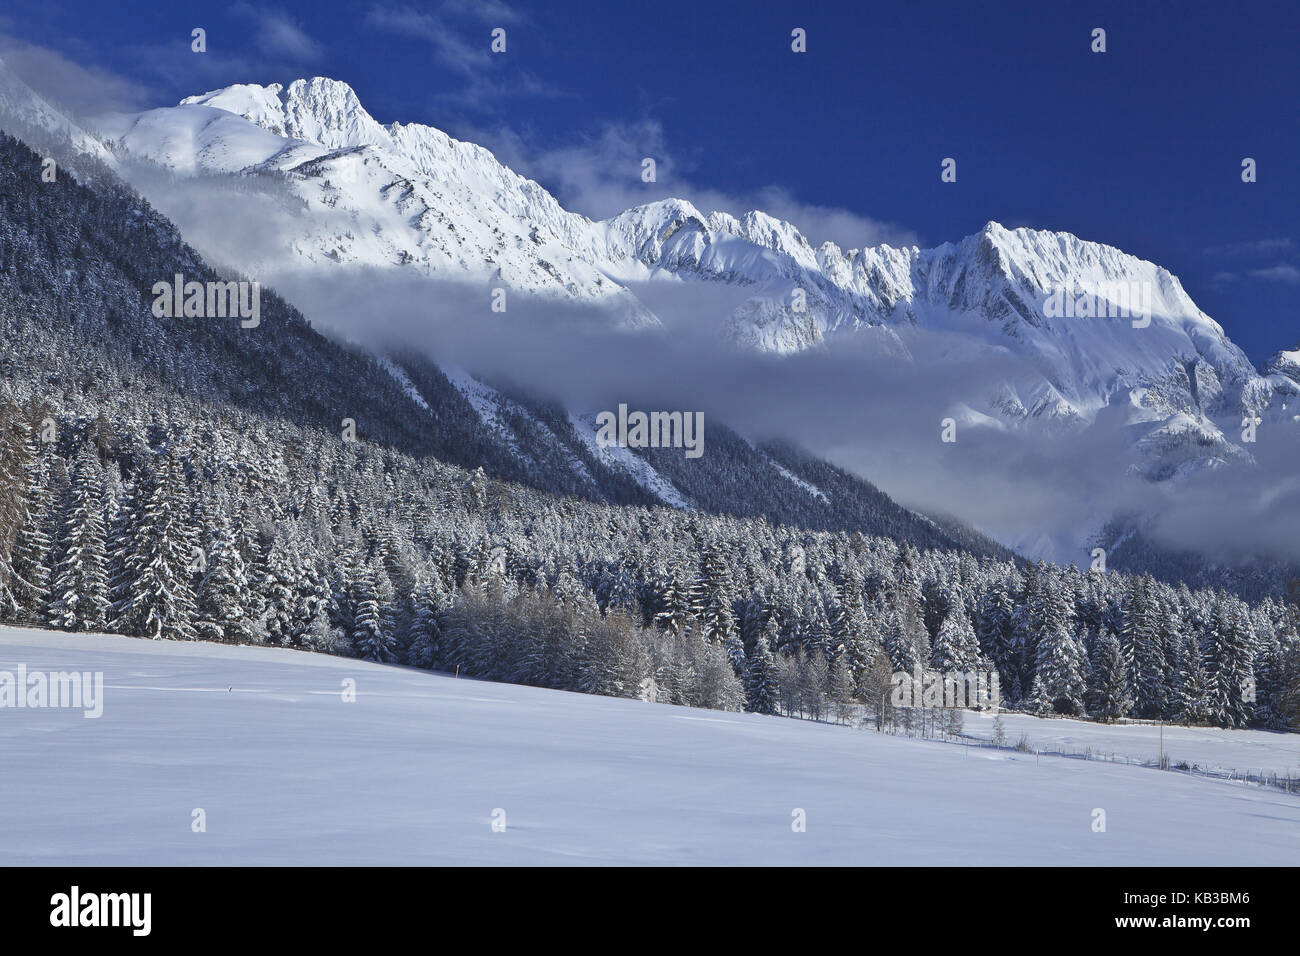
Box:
[351,558,396,663]
[930,601,986,674]
[405,571,448,669]
[883,601,920,674]
[195,520,253,644]
[974,575,1019,699]
[0,398,30,608]
[8,428,52,624]
[692,543,734,647]
[1174,629,1212,725]
[743,620,779,714]
[1028,581,1087,715]
[1206,595,1256,728]
[109,449,198,641]
[653,564,690,638]
[46,450,110,633]
[829,651,856,724]
[1121,575,1169,718]
[259,534,301,645]
[0,404,52,623]
[1086,631,1132,722]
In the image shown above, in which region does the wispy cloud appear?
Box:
[1202,238,1300,289]
[365,4,490,77]
[1249,263,1300,285]
[364,1,554,109]
[1204,238,1296,258]
[0,35,156,116]
[233,3,325,63]
[462,118,921,249]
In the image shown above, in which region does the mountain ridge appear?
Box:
[3,60,1296,573]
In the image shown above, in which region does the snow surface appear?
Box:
[79,72,1293,471]
[4,57,1297,560]
[2,626,1297,865]
[960,709,1300,778]
[761,453,831,504]
[568,411,693,509]
[376,356,431,413]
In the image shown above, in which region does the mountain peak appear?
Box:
[179,76,392,152]
[1263,347,1300,383]
[279,76,392,151]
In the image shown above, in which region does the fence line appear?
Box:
[859,715,1300,795]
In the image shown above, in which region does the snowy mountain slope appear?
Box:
[3,59,1290,565]
[437,362,613,500]
[3,625,1296,865]
[94,102,325,176]
[1262,347,1300,418]
[82,75,1288,444]
[0,56,114,165]
[0,119,1008,557]
[94,77,655,327]
[388,355,994,546]
[567,410,694,509]
[760,452,830,505]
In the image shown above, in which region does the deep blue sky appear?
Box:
[3,0,1297,362]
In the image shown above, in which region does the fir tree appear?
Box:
[1086,632,1132,722]
[1206,596,1256,728]
[829,651,856,724]
[47,451,109,632]
[351,559,396,663]
[195,522,253,644]
[743,623,779,715]
[406,572,447,669]
[110,450,198,640]
[930,602,986,674]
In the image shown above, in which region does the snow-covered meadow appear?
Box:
[2,625,1297,865]
[959,709,1300,779]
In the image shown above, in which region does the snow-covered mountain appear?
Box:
[3,60,1295,562]
[0,56,113,164]
[93,77,656,327]
[85,76,1292,417]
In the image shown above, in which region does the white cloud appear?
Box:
[365,4,489,77]
[364,1,558,110]
[457,119,915,251]
[463,118,920,249]
[1204,238,1296,257]
[1249,264,1300,284]
[0,36,156,117]
[234,4,325,62]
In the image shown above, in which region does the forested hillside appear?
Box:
[1,130,1298,730]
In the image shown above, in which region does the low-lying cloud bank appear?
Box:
[40,110,1295,575]
[253,260,1300,572]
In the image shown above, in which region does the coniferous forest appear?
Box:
[1,131,1298,733]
